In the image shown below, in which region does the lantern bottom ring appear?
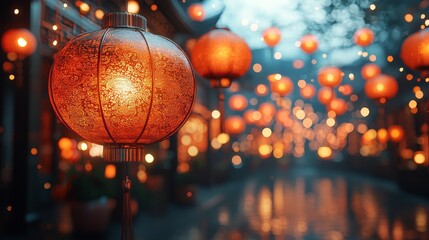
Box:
[103,145,145,163]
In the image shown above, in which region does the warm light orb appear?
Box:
[229,94,248,111]
[318,146,332,159]
[400,29,429,71]
[255,84,268,96]
[258,102,276,117]
[262,27,282,47]
[300,34,319,54]
[225,116,246,135]
[361,63,381,80]
[388,125,405,143]
[1,28,37,57]
[360,107,370,117]
[79,2,91,14]
[105,164,116,179]
[187,3,206,22]
[354,28,375,47]
[328,98,347,116]
[270,76,294,97]
[377,128,389,143]
[317,87,335,105]
[364,74,398,103]
[127,0,140,14]
[414,151,426,164]
[318,66,343,87]
[300,84,316,99]
[338,84,353,96]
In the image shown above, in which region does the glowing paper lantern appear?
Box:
[300,84,316,99]
[187,3,205,22]
[225,116,246,135]
[388,125,404,143]
[270,76,294,97]
[262,27,282,47]
[400,29,429,71]
[317,87,335,105]
[364,74,398,103]
[49,13,195,162]
[1,28,37,58]
[191,28,252,88]
[300,34,318,54]
[229,94,248,111]
[354,28,375,47]
[328,98,347,116]
[361,63,381,80]
[318,66,343,87]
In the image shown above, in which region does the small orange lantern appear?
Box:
[1,28,37,58]
[400,29,429,71]
[388,125,404,143]
[318,66,343,87]
[300,34,319,54]
[263,27,282,47]
[229,94,248,111]
[300,84,316,99]
[328,98,347,116]
[361,63,381,80]
[187,3,205,22]
[354,28,375,47]
[364,74,398,103]
[225,116,246,135]
[270,76,294,97]
[317,87,335,105]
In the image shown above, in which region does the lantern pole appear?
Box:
[121,163,133,240]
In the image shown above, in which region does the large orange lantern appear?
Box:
[317,87,335,105]
[229,94,248,111]
[328,98,347,116]
[318,66,343,87]
[225,116,246,135]
[354,28,374,47]
[270,76,294,97]
[364,74,398,103]
[400,29,429,71]
[187,3,205,22]
[191,28,252,88]
[361,63,381,80]
[388,125,404,143]
[263,27,282,47]
[300,84,316,99]
[300,34,318,54]
[1,28,37,58]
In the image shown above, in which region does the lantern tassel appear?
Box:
[218,90,225,133]
[121,174,134,240]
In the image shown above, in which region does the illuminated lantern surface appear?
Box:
[400,29,429,71]
[328,98,347,116]
[364,74,398,103]
[187,3,205,22]
[317,87,335,105]
[262,27,282,47]
[361,63,381,80]
[318,66,343,87]
[300,84,316,99]
[300,34,318,54]
[270,76,294,97]
[1,28,37,57]
[388,125,404,143]
[225,116,246,135]
[49,13,196,162]
[190,28,252,88]
[229,94,248,111]
[354,28,375,47]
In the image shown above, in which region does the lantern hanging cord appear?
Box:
[121,164,134,240]
[218,89,225,133]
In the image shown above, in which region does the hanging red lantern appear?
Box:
[317,87,335,105]
[190,28,252,88]
[361,63,381,80]
[354,28,375,47]
[400,29,429,71]
[225,116,246,135]
[1,28,37,58]
[263,27,282,47]
[229,94,248,111]
[187,3,205,22]
[328,98,347,116]
[364,74,398,103]
[270,76,294,97]
[388,125,404,143]
[300,34,318,54]
[318,66,343,87]
[300,84,316,99]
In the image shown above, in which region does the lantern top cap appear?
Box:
[102,12,147,30]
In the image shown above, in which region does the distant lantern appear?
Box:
[1,28,37,58]
[388,125,404,143]
[361,63,381,80]
[300,34,319,54]
[262,27,282,47]
[187,3,205,22]
[364,74,398,103]
[354,28,375,47]
[317,87,335,105]
[270,76,294,97]
[318,66,343,87]
[127,0,140,13]
[225,116,246,135]
[328,98,347,116]
[229,94,248,111]
[191,28,252,88]
[300,84,316,99]
[400,29,429,71]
